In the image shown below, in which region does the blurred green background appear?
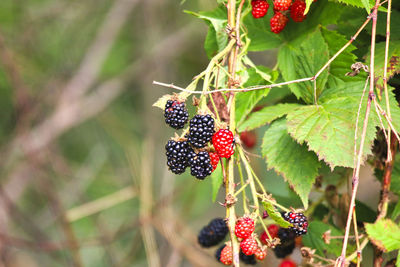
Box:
[0,0,301,266]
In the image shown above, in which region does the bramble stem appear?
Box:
[337,1,380,266]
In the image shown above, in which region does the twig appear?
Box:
[352,211,361,266]
[383,0,393,162]
[374,100,400,142]
[66,186,136,222]
[337,1,380,266]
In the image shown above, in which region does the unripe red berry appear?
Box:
[280,259,297,267]
[273,0,292,11]
[240,131,257,149]
[212,129,235,158]
[251,0,269,18]
[220,244,233,265]
[290,0,306,22]
[235,216,255,239]
[255,248,267,261]
[270,12,289,34]
[240,237,258,255]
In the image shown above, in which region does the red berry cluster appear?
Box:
[232,216,267,263]
[251,0,308,34]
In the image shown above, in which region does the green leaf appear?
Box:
[302,221,344,257]
[262,200,292,228]
[237,103,302,132]
[397,251,400,267]
[261,119,321,208]
[366,41,400,92]
[336,0,380,10]
[391,200,400,221]
[152,91,191,110]
[235,66,272,125]
[304,0,313,14]
[278,28,330,103]
[320,28,359,88]
[365,219,400,252]
[361,0,370,12]
[281,1,343,43]
[243,13,282,51]
[211,163,223,202]
[286,97,377,169]
[185,7,227,58]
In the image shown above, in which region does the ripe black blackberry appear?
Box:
[198,218,229,248]
[165,140,190,174]
[283,212,308,236]
[164,100,189,129]
[273,228,295,258]
[239,250,257,265]
[188,114,215,148]
[188,150,213,179]
[215,244,226,262]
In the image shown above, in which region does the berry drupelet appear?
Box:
[209,152,220,171]
[188,114,215,148]
[283,212,308,236]
[164,100,189,129]
[188,150,213,179]
[198,218,229,248]
[273,0,292,11]
[165,140,190,174]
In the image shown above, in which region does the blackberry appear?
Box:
[273,228,295,258]
[239,250,257,265]
[215,244,226,262]
[188,150,213,179]
[165,140,190,174]
[283,212,308,236]
[198,218,229,248]
[164,100,189,129]
[188,114,215,148]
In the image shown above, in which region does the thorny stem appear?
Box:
[352,210,361,266]
[383,0,392,162]
[237,162,250,213]
[337,1,380,266]
[226,0,240,265]
[238,147,259,214]
[257,213,272,240]
[374,100,400,142]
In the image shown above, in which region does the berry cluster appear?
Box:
[273,228,296,258]
[283,212,308,236]
[198,218,229,248]
[163,98,220,180]
[164,100,188,129]
[250,0,308,34]
[212,129,235,158]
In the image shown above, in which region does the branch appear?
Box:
[337,1,381,266]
